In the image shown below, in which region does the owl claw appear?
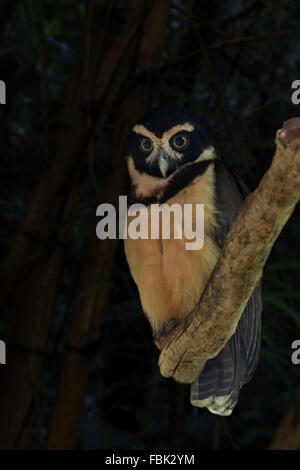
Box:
[161,318,179,337]
[153,318,179,349]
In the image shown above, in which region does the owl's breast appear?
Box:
[124,169,220,332]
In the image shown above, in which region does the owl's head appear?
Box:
[125,107,214,180]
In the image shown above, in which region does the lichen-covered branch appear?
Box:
[155,118,300,384]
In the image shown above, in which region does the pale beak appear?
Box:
[158,149,169,178]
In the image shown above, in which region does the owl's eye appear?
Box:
[171,134,189,150]
[139,137,153,153]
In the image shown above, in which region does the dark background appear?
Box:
[0,0,299,450]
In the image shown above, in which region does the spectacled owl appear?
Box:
[123,107,262,416]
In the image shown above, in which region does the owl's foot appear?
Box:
[161,318,179,336]
[153,318,179,349]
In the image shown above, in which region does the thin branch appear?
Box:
[231,0,293,37]
[209,30,288,51]
[161,31,288,72]
[155,118,300,384]
[27,0,50,162]
[239,89,289,120]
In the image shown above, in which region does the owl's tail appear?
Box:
[190,287,262,416]
[190,342,241,416]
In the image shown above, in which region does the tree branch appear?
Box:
[155,118,300,384]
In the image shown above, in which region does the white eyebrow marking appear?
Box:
[161,123,194,143]
[132,124,160,145]
[132,122,194,143]
[131,122,196,165]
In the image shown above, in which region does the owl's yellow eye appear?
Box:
[171,134,189,150]
[139,137,153,153]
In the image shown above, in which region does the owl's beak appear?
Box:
[157,149,170,178]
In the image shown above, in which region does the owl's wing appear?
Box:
[190,160,262,416]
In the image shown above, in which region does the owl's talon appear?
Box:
[153,318,179,348]
[161,318,178,337]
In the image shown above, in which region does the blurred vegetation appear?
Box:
[0,0,299,450]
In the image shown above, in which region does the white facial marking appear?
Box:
[161,123,194,143]
[132,122,195,166]
[195,145,216,162]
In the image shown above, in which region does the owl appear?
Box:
[124,107,262,416]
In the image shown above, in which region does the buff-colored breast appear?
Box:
[124,167,220,332]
